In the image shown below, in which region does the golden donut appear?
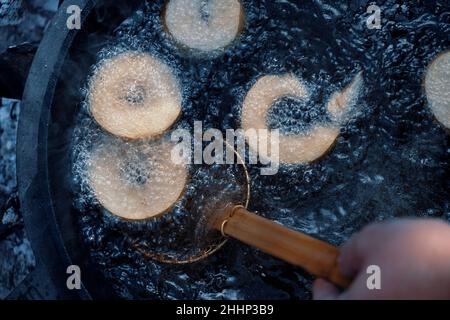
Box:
[89,52,182,140]
[88,139,188,220]
[425,51,450,129]
[164,0,244,52]
[242,73,363,164]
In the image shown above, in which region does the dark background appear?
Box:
[0,0,58,299]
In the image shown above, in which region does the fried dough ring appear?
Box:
[89,52,182,140]
[164,0,244,52]
[425,51,450,129]
[88,139,188,220]
[242,73,363,164]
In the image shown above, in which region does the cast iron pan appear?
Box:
[12,0,450,299]
[14,0,143,299]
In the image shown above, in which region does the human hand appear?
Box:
[313,219,450,300]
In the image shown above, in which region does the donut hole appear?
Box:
[267,96,324,135]
[119,153,152,187]
[120,82,147,106]
[120,158,152,186]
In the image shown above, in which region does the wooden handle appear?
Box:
[216,206,351,288]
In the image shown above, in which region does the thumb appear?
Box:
[312,279,341,300]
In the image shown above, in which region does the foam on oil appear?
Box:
[71,0,450,299]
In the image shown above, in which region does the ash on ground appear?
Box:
[0,0,57,298]
[0,99,35,299]
[0,0,58,52]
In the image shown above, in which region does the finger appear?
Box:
[338,236,364,278]
[338,271,373,300]
[312,279,341,300]
[338,223,383,277]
